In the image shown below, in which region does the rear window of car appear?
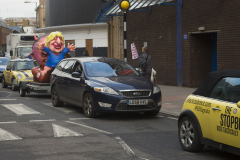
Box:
[56,61,68,71]
[210,77,240,103]
[13,61,39,71]
[0,58,9,65]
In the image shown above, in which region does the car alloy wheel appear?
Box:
[83,93,96,118]
[178,116,204,152]
[51,86,63,107]
[2,78,7,88]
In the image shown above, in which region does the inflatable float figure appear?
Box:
[35,31,76,82]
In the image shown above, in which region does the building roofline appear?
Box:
[36,23,107,32]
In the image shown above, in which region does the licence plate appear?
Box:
[127,100,148,105]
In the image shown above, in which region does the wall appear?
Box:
[182,0,240,87]
[108,15,124,59]
[42,25,108,57]
[45,0,106,27]
[0,27,11,51]
[126,5,177,85]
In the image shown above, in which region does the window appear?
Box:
[13,61,39,71]
[210,77,240,103]
[0,58,9,65]
[62,61,75,74]
[72,62,82,73]
[56,61,68,71]
[6,62,13,70]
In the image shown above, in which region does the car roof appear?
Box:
[193,69,240,97]
[66,57,125,63]
[9,59,34,62]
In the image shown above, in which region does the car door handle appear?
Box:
[212,107,221,111]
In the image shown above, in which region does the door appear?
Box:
[209,77,240,148]
[86,39,93,56]
[55,60,68,99]
[67,61,85,104]
[5,62,13,83]
[65,40,75,57]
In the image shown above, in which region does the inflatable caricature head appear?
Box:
[46,31,65,54]
[30,35,48,69]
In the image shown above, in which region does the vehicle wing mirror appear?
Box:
[72,71,82,78]
[10,50,13,56]
[237,101,240,108]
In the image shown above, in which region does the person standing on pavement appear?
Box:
[83,49,90,56]
[139,46,152,80]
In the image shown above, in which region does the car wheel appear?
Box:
[11,80,18,91]
[51,86,63,107]
[178,116,204,152]
[2,77,7,88]
[83,93,96,118]
[19,85,26,97]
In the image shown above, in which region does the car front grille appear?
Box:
[121,91,151,97]
[116,102,156,111]
[24,77,33,81]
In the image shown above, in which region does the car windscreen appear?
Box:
[84,62,140,77]
[18,47,32,59]
[0,58,9,65]
[13,61,39,71]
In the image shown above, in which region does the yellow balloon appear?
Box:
[121,1,130,10]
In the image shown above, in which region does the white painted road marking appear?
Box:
[0,99,17,101]
[69,118,90,120]
[115,137,149,160]
[0,121,17,124]
[0,128,22,141]
[158,115,164,118]
[1,104,41,115]
[66,121,113,135]
[30,119,56,122]
[167,117,178,120]
[43,103,77,113]
[52,124,83,137]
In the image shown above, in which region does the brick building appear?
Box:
[0,19,10,52]
[95,0,240,87]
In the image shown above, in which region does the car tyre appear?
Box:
[19,85,26,97]
[2,77,7,88]
[11,81,17,91]
[51,86,63,107]
[178,116,204,152]
[83,93,96,118]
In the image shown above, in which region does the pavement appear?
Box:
[158,85,197,117]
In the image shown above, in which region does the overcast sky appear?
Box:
[0,0,39,19]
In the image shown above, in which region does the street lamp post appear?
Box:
[119,0,130,62]
[24,1,37,28]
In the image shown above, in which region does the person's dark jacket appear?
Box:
[139,52,152,80]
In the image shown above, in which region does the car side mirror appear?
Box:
[237,101,240,108]
[72,71,82,78]
[10,50,13,56]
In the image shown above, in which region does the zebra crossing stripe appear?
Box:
[43,103,77,113]
[0,128,22,141]
[1,104,41,115]
[52,124,83,137]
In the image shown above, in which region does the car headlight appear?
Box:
[153,86,160,94]
[17,74,23,80]
[94,87,119,95]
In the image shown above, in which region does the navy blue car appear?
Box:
[51,57,162,118]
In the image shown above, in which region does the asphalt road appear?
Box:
[0,86,239,160]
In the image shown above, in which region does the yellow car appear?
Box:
[178,70,240,156]
[2,59,38,91]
